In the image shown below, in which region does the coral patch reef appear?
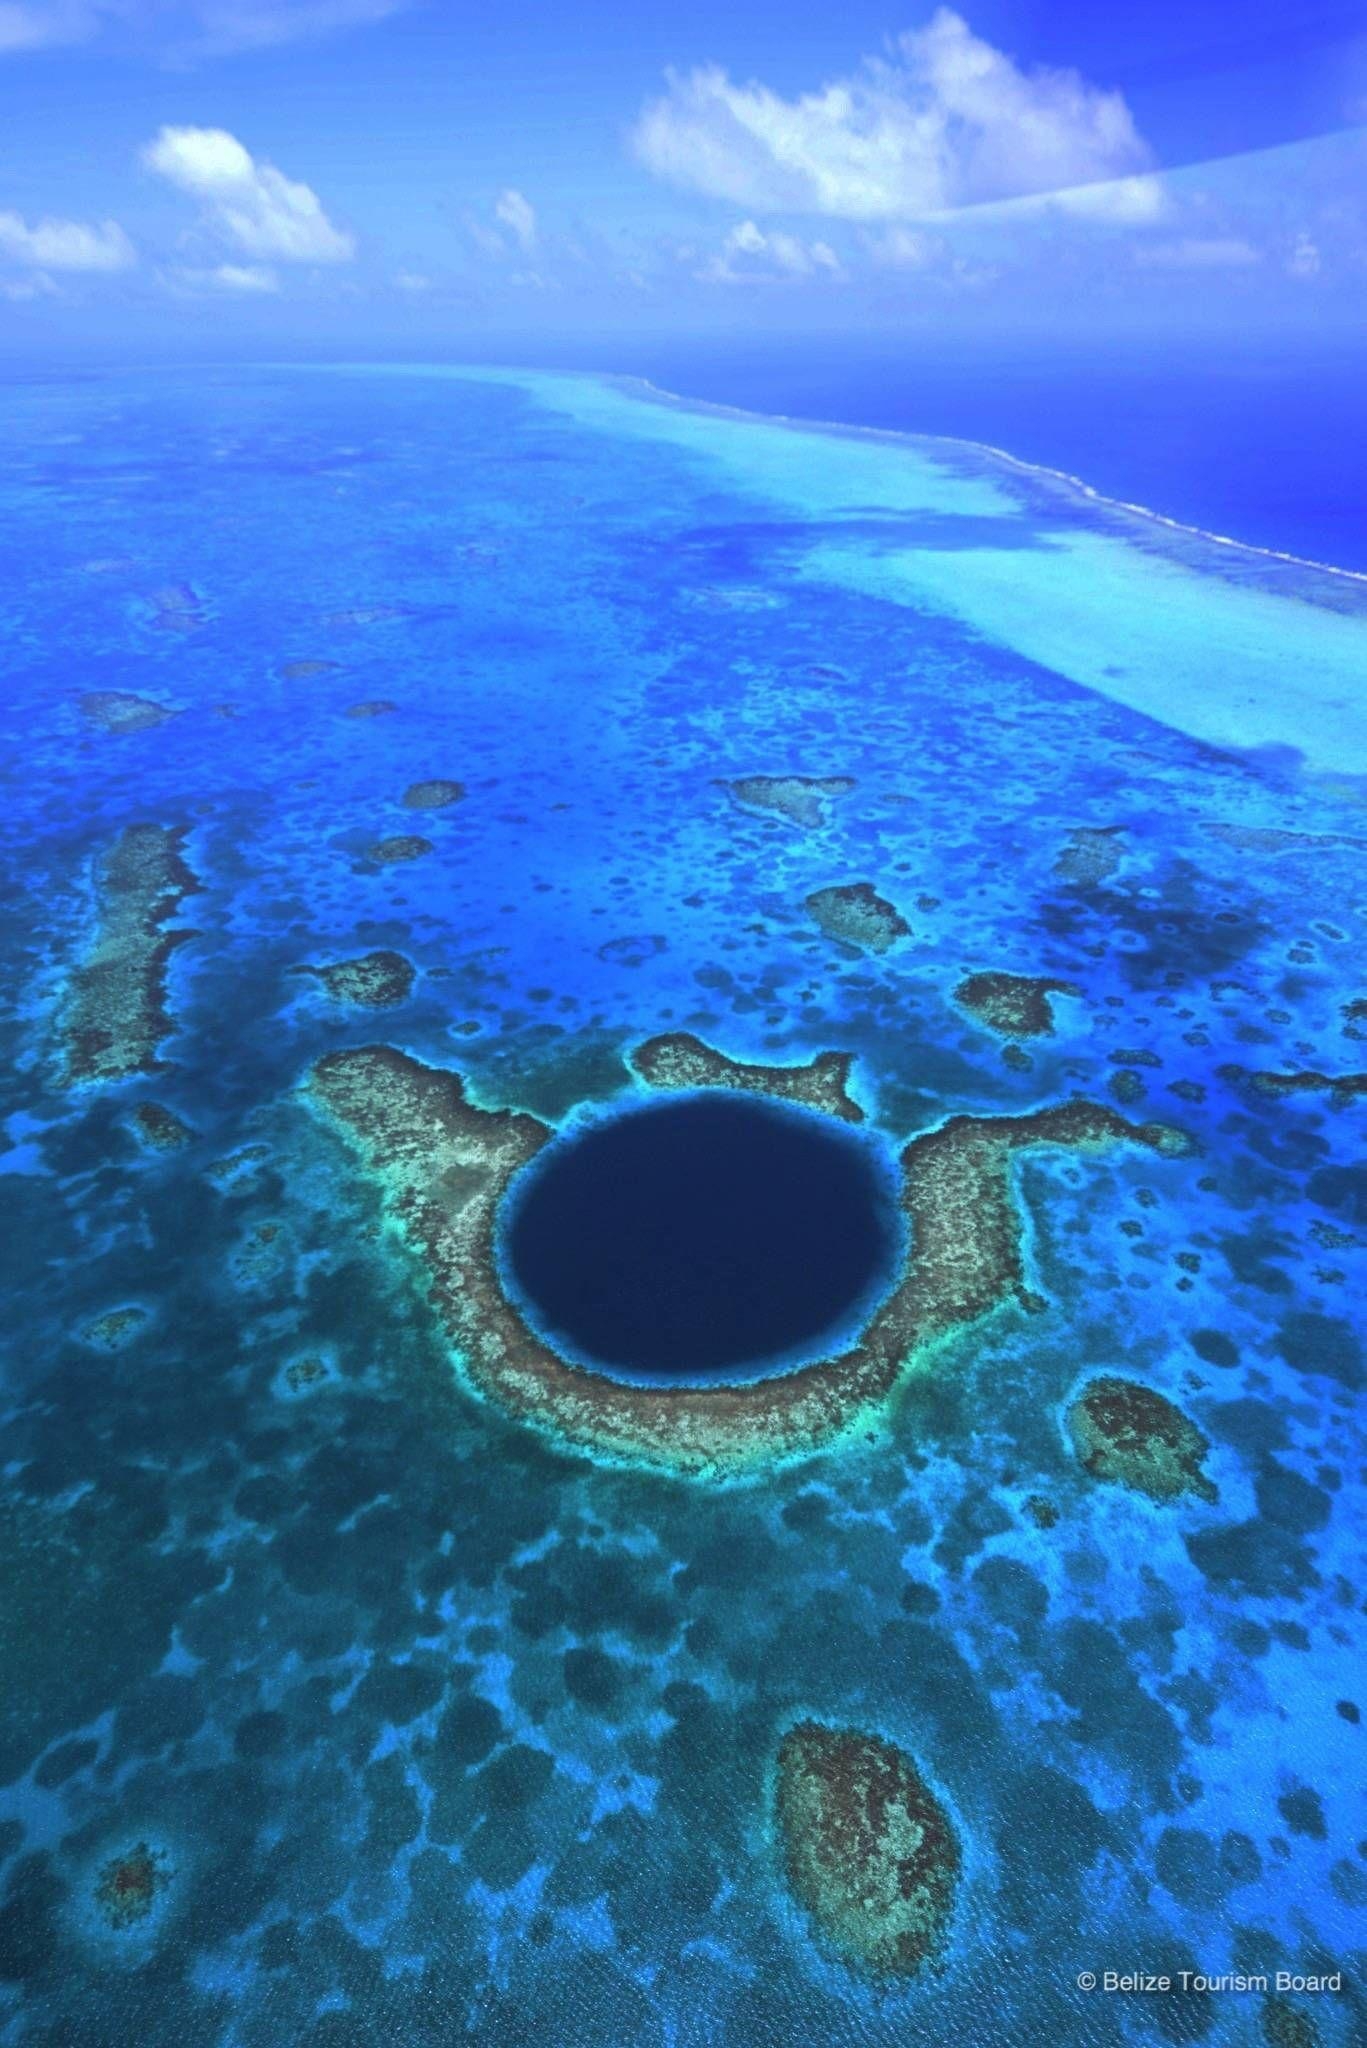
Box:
[129,1101,195,1151]
[401,779,465,810]
[953,971,1080,1039]
[1068,1375,1217,1504]
[805,883,911,954]
[93,1842,170,1930]
[367,835,432,865]
[720,775,855,829]
[775,1720,960,1976]
[630,1031,864,1124]
[297,949,416,1008]
[78,692,176,734]
[60,824,200,1085]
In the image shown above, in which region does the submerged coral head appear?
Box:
[500,1094,901,1385]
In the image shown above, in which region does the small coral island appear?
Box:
[309,1030,1187,1476]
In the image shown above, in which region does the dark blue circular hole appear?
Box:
[500,1093,903,1385]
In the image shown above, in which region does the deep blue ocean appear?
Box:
[1,360,1363,2047]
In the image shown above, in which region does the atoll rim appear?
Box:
[308,1032,1187,1478]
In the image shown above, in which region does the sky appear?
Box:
[0,0,1365,361]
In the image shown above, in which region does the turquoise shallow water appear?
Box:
[0,364,1364,2046]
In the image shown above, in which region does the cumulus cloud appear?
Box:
[1134,236,1261,269]
[0,0,406,57]
[633,10,1152,222]
[0,207,135,269]
[143,125,354,261]
[493,187,536,252]
[699,218,843,283]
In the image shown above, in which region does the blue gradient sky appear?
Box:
[1,0,1364,359]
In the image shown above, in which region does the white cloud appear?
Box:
[1135,236,1261,269]
[493,187,536,252]
[0,0,407,57]
[0,0,103,51]
[632,9,1152,221]
[201,260,279,290]
[0,208,135,269]
[185,0,406,55]
[394,268,431,291]
[0,269,58,298]
[1287,232,1321,277]
[1027,173,1166,224]
[142,125,354,261]
[699,217,843,283]
[866,224,939,267]
[465,214,506,258]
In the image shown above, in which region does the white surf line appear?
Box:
[614,372,1367,590]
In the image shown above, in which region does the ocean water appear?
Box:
[0,363,1364,2047]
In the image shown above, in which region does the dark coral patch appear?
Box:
[1219,1063,1367,1106]
[367,835,432,866]
[279,660,340,680]
[297,950,416,1008]
[79,691,177,734]
[402,780,465,810]
[80,1305,149,1351]
[720,775,854,829]
[954,971,1081,1039]
[775,1720,960,1976]
[1261,1996,1320,2048]
[282,1355,332,1395]
[806,882,911,954]
[61,823,200,1086]
[345,700,396,719]
[93,1842,169,1931]
[1068,1377,1217,1504]
[129,1101,195,1151]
